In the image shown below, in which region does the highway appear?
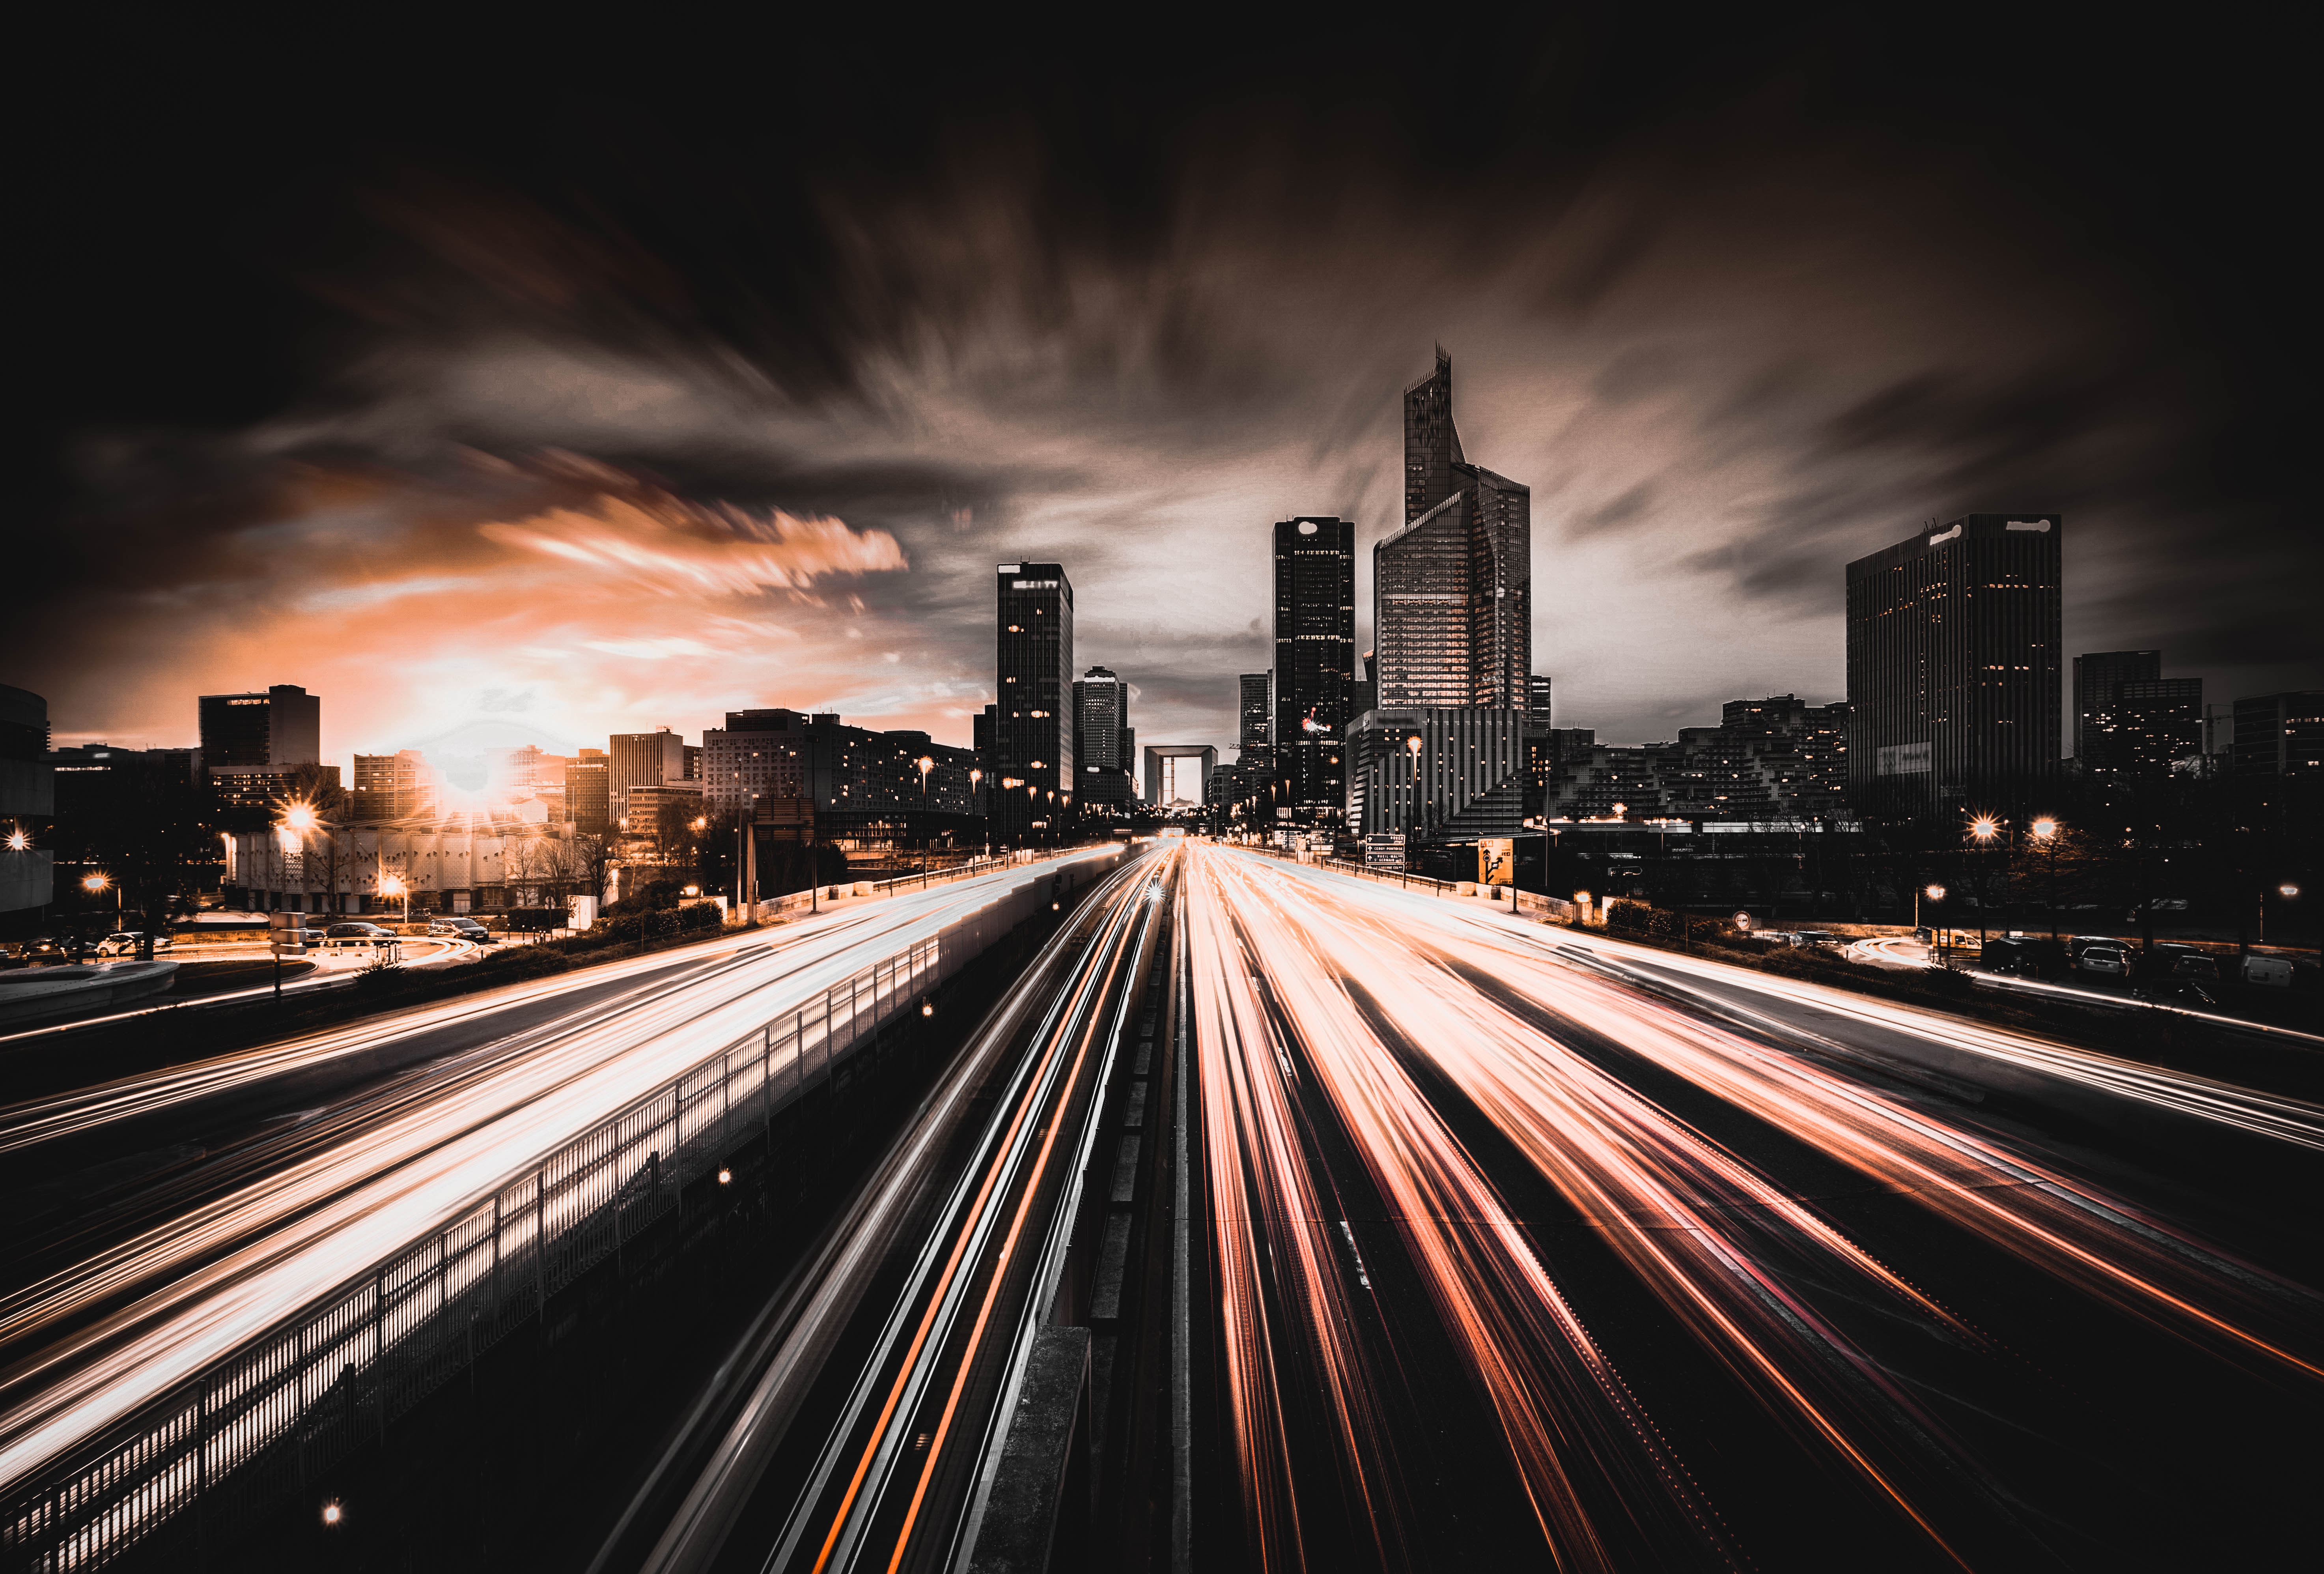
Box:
[0,851,1118,1513]
[1179,845,2324,1570]
[610,843,1171,1574]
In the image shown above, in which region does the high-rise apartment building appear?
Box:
[1376,350,1531,712]
[351,750,436,821]
[609,728,689,826]
[1845,514,2062,822]
[995,561,1074,841]
[1273,517,1355,813]
[1072,667,1133,806]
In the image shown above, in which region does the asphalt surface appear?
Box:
[1181,846,2324,1572]
[0,855,1119,1504]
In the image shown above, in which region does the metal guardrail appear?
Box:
[0,880,1052,1572]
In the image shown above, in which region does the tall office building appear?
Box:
[1073,666,1134,806]
[200,684,327,824]
[1238,673,1273,751]
[1845,513,2063,822]
[2112,679,2204,778]
[2074,650,2160,765]
[1273,517,1355,813]
[995,561,1075,841]
[198,684,321,768]
[609,728,688,826]
[1376,350,1531,711]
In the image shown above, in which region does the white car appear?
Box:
[93,931,174,957]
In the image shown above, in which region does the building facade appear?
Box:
[1238,672,1272,751]
[0,685,54,916]
[1072,667,1135,807]
[1376,350,1532,712]
[198,684,320,769]
[1845,514,2062,822]
[2232,691,2324,778]
[1273,517,1355,813]
[2073,650,2160,767]
[1346,706,1527,841]
[565,750,610,833]
[352,750,435,822]
[222,813,581,915]
[202,684,324,826]
[609,729,689,827]
[994,562,1075,841]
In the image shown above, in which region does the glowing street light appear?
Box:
[1969,815,1999,843]
[282,803,319,833]
[2282,883,2302,899]
[82,872,110,894]
[378,872,411,925]
[5,828,27,852]
[917,755,935,795]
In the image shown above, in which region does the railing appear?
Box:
[1247,847,1584,925]
[1,896,1027,1571]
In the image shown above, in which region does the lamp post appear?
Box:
[2030,817,2061,940]
[1968,815,1999,952]
[81,872,118,959]
[1917,882,1946,961]
[378,872,411,926]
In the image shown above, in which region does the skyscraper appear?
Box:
[995,561,1074,841]
[200,684,327,825]
[2231,691,2324,778]
[1272,517,1355,813]
[2074,650,2161,768]
[1846,514,2063,822]
[1376,350,1531,711]
[1073,666,1133,806]
[609,728,688,827]
[198,684,321,768]
[1238,673,1272,751]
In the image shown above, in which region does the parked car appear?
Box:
[92,931,174,957]
[2150,944,2221,981]
[2,937,68,966]
[426,916,496,943]
[2077,941,2136,978]
[325,922,397,940]
[2136,976,2218,1010]
[1792,930,1839,950]
[2244,955,2295,987]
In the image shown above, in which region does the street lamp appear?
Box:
[5,828,27,852]
[378,872,411,925]
[2031,818,2062,940]
[1967,816,1999,951]
[1916,882,1945,953]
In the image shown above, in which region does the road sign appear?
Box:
[1733,911,1753,930]
[268,911,306,954]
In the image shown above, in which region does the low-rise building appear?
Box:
[222,810,582,916]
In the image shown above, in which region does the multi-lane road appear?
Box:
[1179,845,2324,1569]
[0,852,1118,1527]
[4,839,2320,1571]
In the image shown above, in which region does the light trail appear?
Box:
[1272,866,2324,1377]
[1189,847,2324,1567]
[0,853,1115,1499]
[1187,847,1738,1571]
[758,849,1167,1574]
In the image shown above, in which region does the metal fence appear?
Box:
[2,875,1055,1572]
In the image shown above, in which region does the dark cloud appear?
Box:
[9,11,2314,759]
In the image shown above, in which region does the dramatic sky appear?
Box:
[12,12,2313,778]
